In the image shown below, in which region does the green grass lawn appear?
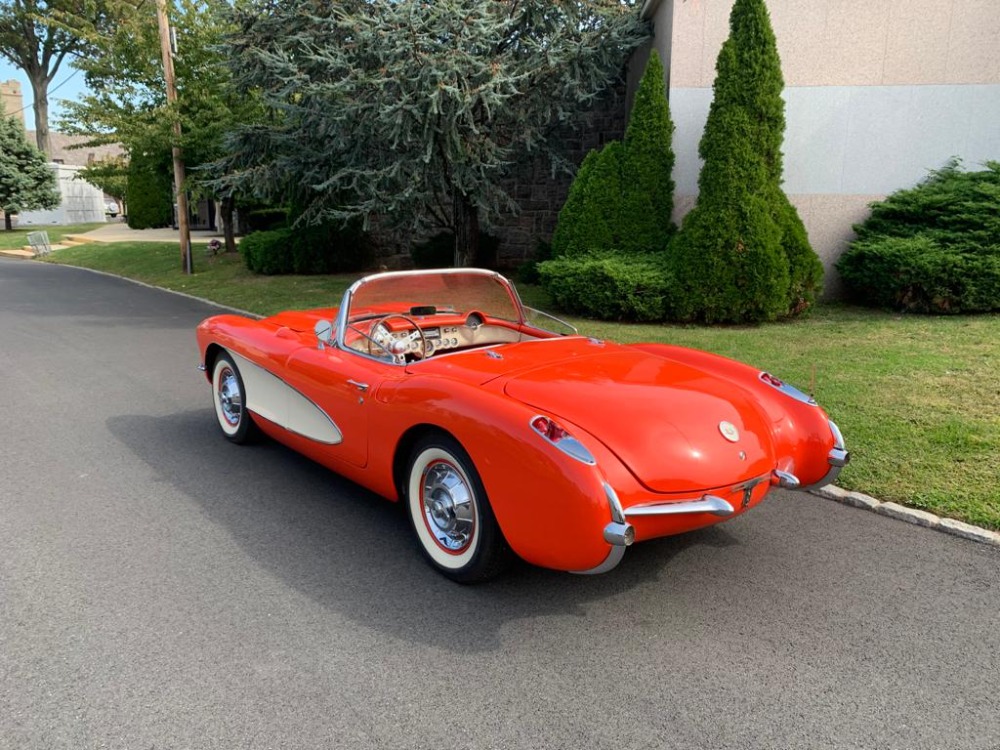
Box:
[0,222,107,251]
[46,241,1000,530]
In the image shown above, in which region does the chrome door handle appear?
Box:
[347,379,369,392]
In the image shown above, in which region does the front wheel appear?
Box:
[211,352,258,444]
[405,435,512,583]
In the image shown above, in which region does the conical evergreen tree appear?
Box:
[620,50,675,254]
[0,106,59,230]
[709,0,823,312]
[551,141,625,257]
[671,101,789,322]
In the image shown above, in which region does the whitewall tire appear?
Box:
[212,353,257,444]
[406,435,511,582]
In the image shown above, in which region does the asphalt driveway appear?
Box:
[1,258,998,750]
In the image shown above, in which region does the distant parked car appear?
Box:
[105,201,120,217]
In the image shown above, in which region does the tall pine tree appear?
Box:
[0,106,59,230]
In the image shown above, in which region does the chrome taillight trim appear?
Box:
[528,415,596,465]
[759,371,817,405]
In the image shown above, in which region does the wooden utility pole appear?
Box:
[155,0,192,274]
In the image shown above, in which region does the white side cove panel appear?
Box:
[231,352,342,445]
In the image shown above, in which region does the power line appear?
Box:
[4,68,83,117]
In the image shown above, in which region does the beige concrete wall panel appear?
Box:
[882,0,954,84]
[663,0,1000,89]
[769,1,831,84]
[671,84,1000,195]
[790,194,884,298]
[946,0,1000,84]
[810,0,893,86]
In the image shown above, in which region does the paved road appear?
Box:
[2,259,998,750]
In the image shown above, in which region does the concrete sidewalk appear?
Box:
[69,224,227,244]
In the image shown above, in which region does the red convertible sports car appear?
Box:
[196,269,848,582]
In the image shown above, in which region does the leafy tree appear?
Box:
[620,50,674,254]
[59,0,260,252]
[705,0,823,312]
[124,147,171,229]
[0,104,59,228]
[78,153,126,200]
[218,0,650,266]
[0,0,114,155]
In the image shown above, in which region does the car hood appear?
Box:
[502,348,776,493]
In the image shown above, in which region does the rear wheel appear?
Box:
[212,353,258,444]
[405,434,511,582]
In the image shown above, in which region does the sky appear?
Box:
[0,58,90,132]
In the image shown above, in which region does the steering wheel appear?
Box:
[368,314,429,363]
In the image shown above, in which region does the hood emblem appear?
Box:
[719,421,740,443]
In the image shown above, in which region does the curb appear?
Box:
[810,485,1000,548]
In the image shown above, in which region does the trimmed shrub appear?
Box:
[517,239,553,284]
[669,104,790,323]
[853,159,1000,248]
[669,0,822,320]
[837,161,1000,313]
[551,142,625,258]
[538,253,675,322]
[620,50,676,254]
[241,224,373,275]
[551,52,676,260]
[126,151,172,229]
[244,207,290,232]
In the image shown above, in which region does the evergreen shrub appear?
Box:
[669,107,790,323]
[537,254,674,322]
[837,161,1000,313]
[667,0,822,321]
[126,153,173,229]
[241,224,373,275]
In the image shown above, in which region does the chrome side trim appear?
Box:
[197,363,206,372]
[570,544,626,575]
[604,483,626,525]
[624,494,735,518]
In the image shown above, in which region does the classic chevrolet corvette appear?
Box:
[196,268,848,581]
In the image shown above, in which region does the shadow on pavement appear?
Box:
[107,409,739,654]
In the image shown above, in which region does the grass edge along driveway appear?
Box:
[43,241,1000,531]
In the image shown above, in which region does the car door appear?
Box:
[284,344,396,468]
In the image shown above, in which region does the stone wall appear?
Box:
[490,84,630,269]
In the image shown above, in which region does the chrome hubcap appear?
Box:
[217,367,242,426]
[421,461,474,552]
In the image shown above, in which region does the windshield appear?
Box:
[346,270,523,323]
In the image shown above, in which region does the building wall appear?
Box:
[645,0,1000,296]
[16,164,107,226]
[0,79,24,125]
